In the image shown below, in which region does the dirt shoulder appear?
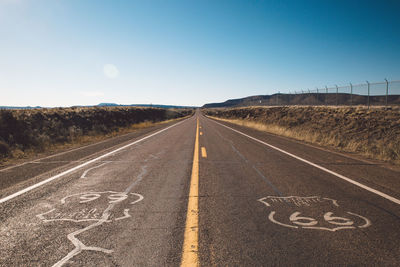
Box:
[203,106,400,166]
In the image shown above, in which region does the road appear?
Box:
[0,111,399,266]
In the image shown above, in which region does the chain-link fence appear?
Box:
[269,80,400,107]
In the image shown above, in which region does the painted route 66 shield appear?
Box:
[258,196,371,232]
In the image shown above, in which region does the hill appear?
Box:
[202,93,400,108]
[1,103,197,110]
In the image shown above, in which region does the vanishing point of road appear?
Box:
[1,111,399,266]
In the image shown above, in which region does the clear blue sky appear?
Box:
[1,0,399,107]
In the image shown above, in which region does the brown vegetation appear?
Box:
[0,107,193,162]
[203,106,400,165]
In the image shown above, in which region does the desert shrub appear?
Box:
[204,106,400,163]
[0,140,10,157]
[0,107,193,160]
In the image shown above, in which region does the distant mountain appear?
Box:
[0,106,42,110]
[97,103,197,109]
[203,95,272,108]
[0,103,196,110]
[97,103,119,106]
[202,93,400,108]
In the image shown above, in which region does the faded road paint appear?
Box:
[180,118,200,267]
[80,162,110,179]
[201,147,207,158]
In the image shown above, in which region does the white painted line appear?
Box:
[80,162,110,179]
[0,162,30,172]
[0,118,189,172]
[211,119,400,205]
[0,118,189,204]
[0,136,123,172]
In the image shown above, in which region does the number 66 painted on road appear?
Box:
[258,196,371,232]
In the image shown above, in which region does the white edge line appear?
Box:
[210,118,400,205]
[0,116,192,172]
[0,118,189,204]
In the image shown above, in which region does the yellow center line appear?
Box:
[180,118,200,267]
[201,147,207,158]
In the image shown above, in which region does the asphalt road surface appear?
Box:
[1,111,399,266]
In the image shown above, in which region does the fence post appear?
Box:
[366,81,370,109]
[335,85,338,106]
[307,89,310,105]
[385,78,389,107]
[350,83,353,106]
[325,86,328,106]
[277,91,279,106]
[292,91,295,106]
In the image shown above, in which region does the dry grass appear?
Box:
[0,107,193,164]
[4,116,191,167]
[204,106,400,165]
